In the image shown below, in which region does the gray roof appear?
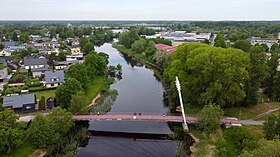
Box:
[0,41,15,48]
[24,56,48,66]
[44,70,64,84]
[0,58,7,66]
[3,94,35,108]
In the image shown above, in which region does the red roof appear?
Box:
[155,44,176,54]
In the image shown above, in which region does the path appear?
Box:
[89,93,101,107]
[252,107,280,120]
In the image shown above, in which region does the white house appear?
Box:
[0,49,12,56]
[23,56,48,70]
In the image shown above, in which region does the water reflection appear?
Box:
[75,43,176,157]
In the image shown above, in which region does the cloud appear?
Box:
[0,0,279,20]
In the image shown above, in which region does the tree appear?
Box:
[242,45,269,106]
[198,103,224,133]
[164,43,250,107]
[118,30,139,48]
[214,32,226,48]
[261,44,269,52]
[66,64,89,90]
[39,96,46,110]
[57,51,71,61]
[84,52,108,77]
[69,91,88,114]
[239,139,280,157]
[270,43,279,51]
[29,107,74,149]
[131,38,147,53]
[264,49,280,100]
[0,110,25,153]
[233,40,252,52]
[0,44,4,50]
[55,78,83,109]
[79,37,90,49]
[12,32,18,41]
[263,114,280,140]
[19,34,30,43]
[82,42,95,55]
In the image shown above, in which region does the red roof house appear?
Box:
[155,44,176,54]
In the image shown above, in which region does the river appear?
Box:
[75,43,178,157]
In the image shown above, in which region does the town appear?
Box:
[0,19,280,157]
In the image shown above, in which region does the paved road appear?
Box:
[238,120,265,125]
[19,114,265,126]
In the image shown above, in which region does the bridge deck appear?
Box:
[74,114,198,123]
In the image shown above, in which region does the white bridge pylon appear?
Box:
[175,76,189,131]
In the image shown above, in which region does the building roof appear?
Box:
[0,58,7,66]
[24,56,48,66]
[155,44,177,54]
[10,46,26,50]
[0,41,15,48]
[3,94,35,108]
[44,70,64,84]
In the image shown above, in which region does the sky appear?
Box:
[1,0,280,20]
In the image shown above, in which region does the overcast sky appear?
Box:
[1,0,279,20]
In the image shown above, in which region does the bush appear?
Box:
[29,86,56,92]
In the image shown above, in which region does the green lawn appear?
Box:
[224,102,280,120]
[241,125,265,140]
[257,111,280,120]
[1,140,35,157]
[85,76,105,104]
[31,89,56,100]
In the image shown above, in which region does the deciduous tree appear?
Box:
[198,103,224,133]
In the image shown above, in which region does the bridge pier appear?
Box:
[183,123,189,132]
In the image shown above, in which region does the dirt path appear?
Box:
[88,93,101,107]
[252,107,280,120]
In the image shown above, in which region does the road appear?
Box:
[19,113,265,126]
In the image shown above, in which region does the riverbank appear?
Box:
[112,43,163,79]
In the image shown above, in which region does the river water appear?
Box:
[75,43,178,157]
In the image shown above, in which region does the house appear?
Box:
[29,35,42,42]
[9,46,26,51]
[24,56,48,70]
[155,44,177,54]
[3,94,36,113]
[66,54,84,62]
[250,37,278,48]
[0,41,15,49]
[70,46,82,55]
[54,60,79,70]
[0,49,12,56]
[31,67,49,78]
[0,58,8,66]
[44,70,65,88]
[0,68,8,82]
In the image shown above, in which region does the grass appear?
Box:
[224,102,280,120]
[184,104,202,114]
[257,111,280,120]
[190,129,221,157]
[31,89,56,100]
[85,76,105,104]
[1,140,35,157]
[241,125,265,140]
